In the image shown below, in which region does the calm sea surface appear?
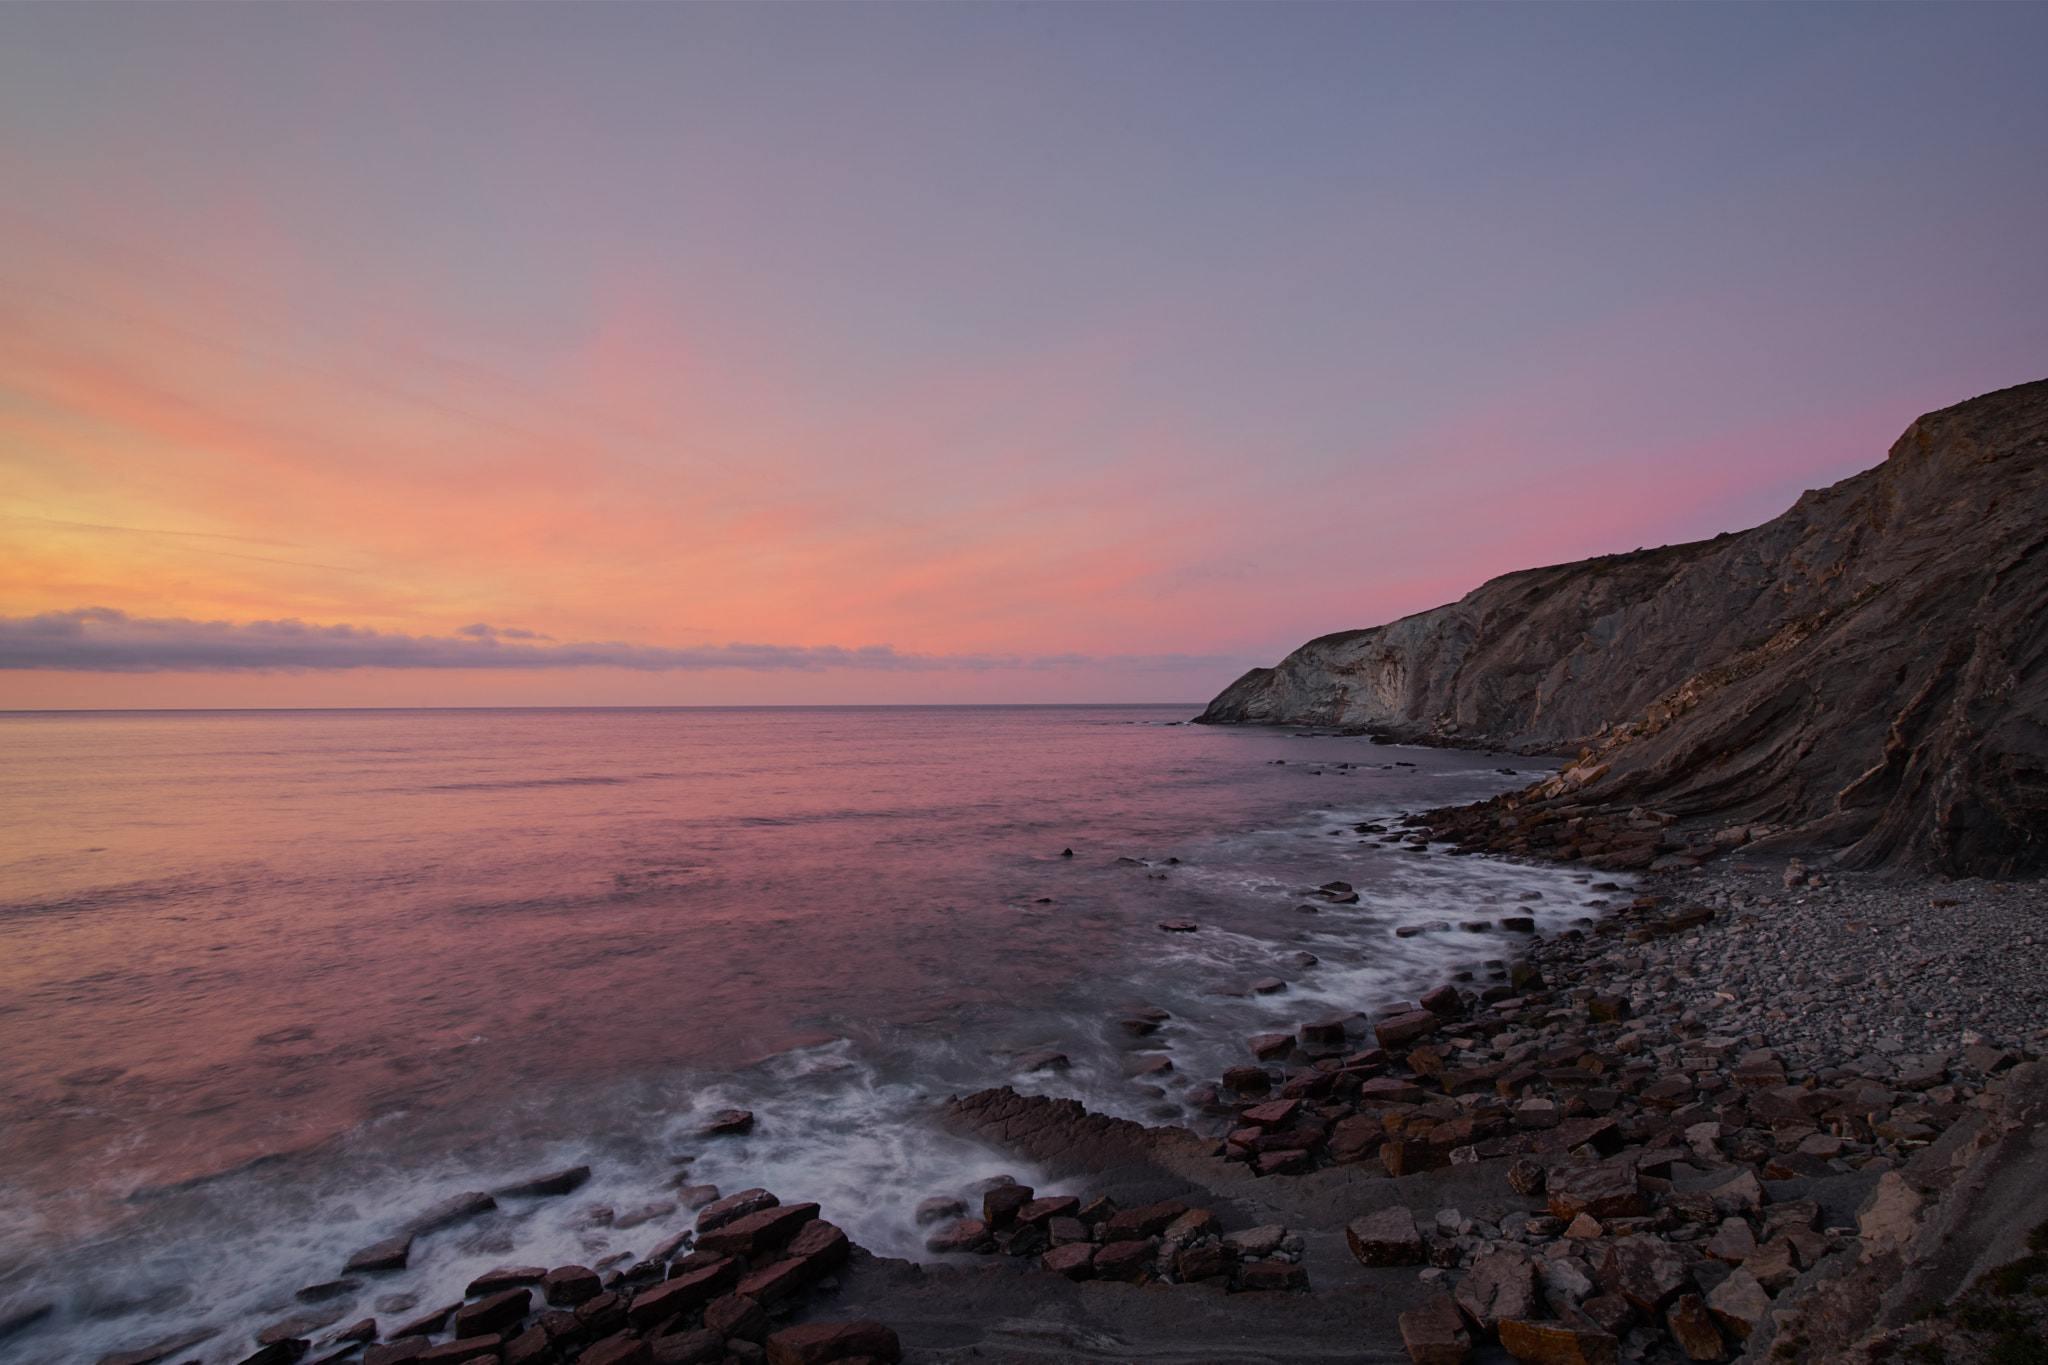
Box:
[0,706,1591,1361]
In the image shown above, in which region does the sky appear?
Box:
[2,4,2044,709]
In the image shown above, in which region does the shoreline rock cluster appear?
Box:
[99,1182,902,1365]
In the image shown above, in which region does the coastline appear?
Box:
[25,812,2047,1365]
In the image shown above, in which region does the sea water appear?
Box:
[0,705,1597,1361]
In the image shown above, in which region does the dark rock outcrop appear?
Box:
[1198,378,2048,874]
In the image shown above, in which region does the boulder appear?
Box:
[1455,1247,1539,1332]
[676,1183,721,1211]
[578,1340,650,1365]
[453,1288,528,1339]
[541,1266,602,1308]
[1041,1243,1096,1280]
[1665,1293,1725,1361]
[697,1188,778,1232]
[404,1192,497,1235]
[1239,1262,1308,1292]
[913,1196,966,1226]
[344,1236,413,1274]
[651,1331,725,1365]
[695,1203,821,1258]
[1547,1163,1644,1222]
[1347,1206,1426,1266]
[495,1167,591,1199]
[1248,1033,1295,1061]
[1399,1294,1472,1365]
[1705,1268,1772,1342]
[704,1293,770,1342]
[737,1257,812,1304]
[1221,1065,1273,1093]
[701,1109,755,1136]
[630,1261,738,1325]
[1104,1202,1188,1241]
[1597,1236,1693,1314]
[923,1219,993,1254]
[1497,1313,1619,1365]
[1376,1011,1443,1050]
[466,1267,546,1297]
[1224,1225,1288,1258]
[786,1220,850,1272]
[983,1183,1035,1226]
[1420,984,1464,1017]
[1091,1240,1154,1282]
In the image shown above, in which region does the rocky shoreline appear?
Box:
[45,846,2048,1365]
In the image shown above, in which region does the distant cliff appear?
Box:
[1199,378,2048,876]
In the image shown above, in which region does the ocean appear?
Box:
[0,705,1598,1361]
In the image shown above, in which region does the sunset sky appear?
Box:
[3,4,2044,708]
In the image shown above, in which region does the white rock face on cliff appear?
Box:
[1199,378,2048,876]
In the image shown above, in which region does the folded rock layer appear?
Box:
[1198,378,2048,875]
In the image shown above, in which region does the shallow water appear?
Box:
[0,705,1595,1361]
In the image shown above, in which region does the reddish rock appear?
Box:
[1221,1065,1272,1093]
[629,1261,737,1326]
[1640,1077,1696,1109]
[1240,1098,1300,1129]
[923,1219,994,1254]
[764,1321,902,1365]
[786,1219,850,1272]
[393,1303,462,1338]
[1380,1140,1450,1177]
[1375,1010,1443,1049]
[1017,1195,1080,1226]
[913,1196,966,1226]
[1547,1162,1644,1222]
[501,1325,549,1365]
[1347,1206,1425,1266]
[696,1188,777,1232]
[1507,1158,1546,1195]
[1041,1243,1097,1280]
[982,1183,1035,1226]
[1256,1149,1313,1176]
[542,1266,602,1308]
[345,1235,414,1274]
[1175,1242,1233,1280]
[418,1338,503,1365]
[1091,1240,1155,1282]
[1399,1294,1471,1365]
[1497,1314,1619,1365]
[651,1332,723,1365]
[365,1341,431,1365]
[1105,1201,1188,1241]
[695,1203,820,1257]
[1248,1033,1295,1061]
[573,1291,626,1339]
[1239,1262,1307,1292]
[578,1340,651,1365]
[703,1293,770,1342]
[676,1184,721,1211]
[700,1109,754,1136]
[1327,1115,1385,1162]
[1420,984,1464,1017]
[737,1257,812,1304]
[455,1289,530,1339]
[1299,1017,1350,1047]
[1358,1077,1426,1104]
[1705,1269,1771,1343]
[1579,1295,1633,1338]
[1666,1293,1725,1361]
[467,1267,547,1297]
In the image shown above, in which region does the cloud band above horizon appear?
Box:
[0,609,1247,676]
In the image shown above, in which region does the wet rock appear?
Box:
[418,1336,502,1365]
[704,1292,770,1342]
[696,1203,821,1258]
[1221,1065,1273,1093]
[1399,1294,1471,1365]
[676,1184,721,1211]
[763,1320,902,1365]
[1091,1240,1155,1282]
[1162,1208,1217,1244]
[578,1341,649,1365]
[650,1331,724,1365]
[1014,1050,1069,1073]
[1175,1241,1234,1281]
[923,1219,993,1254]
[502,1325,550,1365]
[454,1288,529,1338]
[1104,1201,1187,1241]
[1347,1206,1426,1266]
[701,1109,755,1137]
[1046,1216,1088,1245]
[1359,1077,1426,1104]
[542,1266,602,1308]
[613,1201,675,1231]
[1041,1243,1097,1280]
[295,1280,361,1304]
[1158,921,1199,933]
[1497,1313,1619,1365]
[1455,1246,1539,1332]
[1017,1195,1080,1227]
[628,1260,738,1326]
[1298,1017,1349,1047]
[345,1235,413,1274]
[364,1343,431,1365]
[1251,978,1288,995]
[786,1220,850,1273]
[467,1267,545,1297]
[1126,1055,1173,1077]
[697,1189,778,1232]
[1597,1236,1693,1314]
[573,1291,627,1338]
[393,1303,461,1338]
[1376,1010,1442,1049]
[495,1166,591,1199]
[258,1311,345,1346]
[1248,1034,1294,1061]
[913,1196,966,1226]
[1664,1293,1725,1361]
[982,1183,1035,1227]
[1420,984,1464,1017]
[404,1192,497,1235]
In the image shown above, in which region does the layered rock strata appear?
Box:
[1199,378,2048,876]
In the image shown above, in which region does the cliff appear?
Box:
[1198,378,2048,876]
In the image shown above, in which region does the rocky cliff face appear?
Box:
[1199,378,2048,875]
